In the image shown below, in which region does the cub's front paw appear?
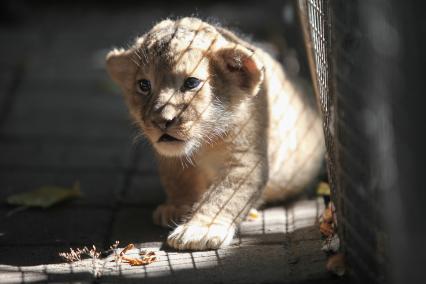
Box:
[167,222,235,250]
[153,204,190,227]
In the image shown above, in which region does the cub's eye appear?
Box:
[136,79,151,95]
[183,77,201,90]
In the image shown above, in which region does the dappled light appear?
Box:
[0,199,326,283]
[0,1,337,283]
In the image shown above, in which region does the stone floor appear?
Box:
[0,1,342,283]
[1,199,333,283]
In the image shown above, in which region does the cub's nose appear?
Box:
[151,116,178,131]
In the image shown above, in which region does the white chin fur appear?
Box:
[153,140,196,157]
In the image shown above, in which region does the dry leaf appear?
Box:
[115,243,157,266]
[326,253,345,276]
[322,234,340,252]
[322,205,333,223]
[122,254,157,266]
[7,182,81,208]
[319,204,334,237]
[119,243,134,257]
[320,221,334,237]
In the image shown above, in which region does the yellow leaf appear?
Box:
[316,182,331,196]
[6,181,81,208]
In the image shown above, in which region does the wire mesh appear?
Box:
[297,0,405,283]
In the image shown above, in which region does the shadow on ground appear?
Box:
[0,1,340,283]
[0,199,347,284]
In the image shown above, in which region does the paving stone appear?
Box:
[0,207,112,246]
[0,239,332,284]
[0,70,15,113]
[238,199,323,245]
[0,245,77,266]
[7,80,127,117]
[0,80,133,139]
[0,140,132,170]
[19,9,166,84]
[0,31,42,69]
[1,118,132,142]
[1,270,49,283]
[0,30,42,116]
[98,244,326,284]
[110,207,168,246]
[0,263,95,283]
[0,239,331,284]
[121,173,165,205]
[25,39,113,82]
[287,198,324,233]
[0,79,138,173]
[0,200,333,284]
[134,144,159,173]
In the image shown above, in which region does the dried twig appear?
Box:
[59,245,101,263]
[59,247,90,262]
[110,240,120,250]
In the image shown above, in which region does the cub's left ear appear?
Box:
[105,48,138,90]
[213,46,264,96]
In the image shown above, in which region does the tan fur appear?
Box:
[106,17,325,250]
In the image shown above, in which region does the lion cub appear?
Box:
[106,17,325,250]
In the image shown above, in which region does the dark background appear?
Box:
[1,1,425,283]
[0,0,319,269]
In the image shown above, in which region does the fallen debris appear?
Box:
[59,247,89,263]
[59,242,157,267]
[326,253,346,276]
[115,243,157,266]
[122,252,157,266]
[321,233,340,253]
[316,181,331,196]
[119,243,134,258]
[7,181,81,208]
[59,245,100,263]
[320,201,335,237]
[319,206,334,237]
[247,208,259,221]
[317,182,344,275]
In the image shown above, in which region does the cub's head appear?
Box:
[106,17,264,157]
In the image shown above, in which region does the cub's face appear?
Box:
[125,49,221,157]
[106,18,263,158]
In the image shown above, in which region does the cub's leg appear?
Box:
[153,162,208,227]
[153,204,191,227]
[167,147,268,250]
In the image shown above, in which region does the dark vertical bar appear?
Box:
[386,1,426,283]
[331,0,426,283]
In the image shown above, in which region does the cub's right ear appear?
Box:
[212,45,264,97]
[105,48,138,90]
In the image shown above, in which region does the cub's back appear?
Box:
[216,27,325,201]
[256,45,325,202]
